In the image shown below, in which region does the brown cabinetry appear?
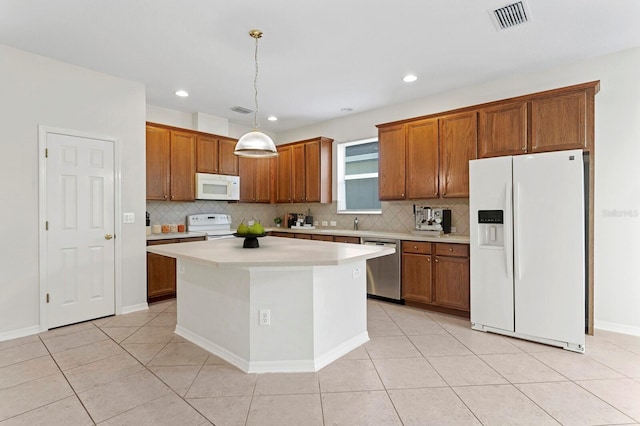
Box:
[238,157,272,203]
[196,135,238,175]
[438,111,477,198]
[146,125,196,201]
[530,90,589,152]
[478,101,528,158]
[146,235,206,302]
[378,124,406,200]
[276,137,333,204]
[407,119,439,199]
[269,232,360,244]
[401,241,470,316]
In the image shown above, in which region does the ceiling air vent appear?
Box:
[490,1,531,30]
[230,105,253,114]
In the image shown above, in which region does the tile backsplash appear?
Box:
[147,198,470,236]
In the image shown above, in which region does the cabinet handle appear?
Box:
[522,146,526,151]
[413,245,418,250]
[170,195,174,200]
[164,194,168,199]
[434,192,438,196]
[435,259,439,263]
[401,193,405,197]
[427,257,431,262]
[448,248,453,252]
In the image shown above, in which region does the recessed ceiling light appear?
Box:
[175,90,189,97]
[403,74,418,83]
[267,116,278,121]
[340,107,353,112]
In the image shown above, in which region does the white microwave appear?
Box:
[195,173,240,201]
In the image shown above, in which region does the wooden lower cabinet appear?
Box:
[311,234,334,242]
[402,241,470,317]
[146,236,206,302]
[333,236,360,244]
[269,232,360,244]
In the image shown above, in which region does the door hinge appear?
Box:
[45,221,49,230]
[45,148,48,158]
[46,293,50,303]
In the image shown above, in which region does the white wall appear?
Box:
[278,47,640,335]
[0,44,147,337]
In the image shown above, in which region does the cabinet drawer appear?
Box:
[402,241,432,255]
[435,243,469,258]
[311,234,334,242]
[147,239,179,246]
[334,236,361,244]
[177,236,206,243]
[295,233,312,239]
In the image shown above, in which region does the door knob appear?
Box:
[105,234,113,240]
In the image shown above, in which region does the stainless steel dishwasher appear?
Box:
[361,238,402,302]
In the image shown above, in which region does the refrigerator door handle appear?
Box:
[505,183,513,280]
[514,182,522,281]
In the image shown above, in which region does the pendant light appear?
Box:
[234,30,278,158]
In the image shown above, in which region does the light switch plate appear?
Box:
[123,212,135,223]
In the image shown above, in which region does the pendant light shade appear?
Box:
[235,130,278,157]
[234,30,278,158]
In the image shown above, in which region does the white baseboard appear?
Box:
[0,325,41,342]
[120,303,149,315]
[595,320,640,337]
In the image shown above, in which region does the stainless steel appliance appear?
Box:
[414,206,452,235]
[361,238,401,302]
[470,149,586,352]
[186,213,235,240]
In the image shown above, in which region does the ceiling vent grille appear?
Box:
[230,105,253,114]
[491,1,530,30]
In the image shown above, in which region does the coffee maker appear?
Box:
[414,206,452,234]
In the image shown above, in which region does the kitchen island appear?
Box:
[146,236,394,373]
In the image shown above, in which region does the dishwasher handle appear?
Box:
[363,241,397,248]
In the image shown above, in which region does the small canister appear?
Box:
[169,224,178,233]
[161,224,170,233]
[146,226,151,236]
[152,224,162,234]
[177,224,185,233]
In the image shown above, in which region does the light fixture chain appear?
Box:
[253,34,259,129]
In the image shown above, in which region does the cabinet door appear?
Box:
[378,124,406,200]
[334,236,360,244]
[253,158,272,203]
[196,135,218,174]
[402,253,433,303]
[406,118,439,199]
[439,112,477,198]
[434,256,470,311]
[478,101,528,158]
[530,91,587,152]
[238,156,255,202]
[291,144,306,202]
[276,146,292,203]
[146,126,170,200]
[311,234,334,241]
[147,252,176,299]
[169,131,196,201]
[218,137,239,175]
[304,140,321,202]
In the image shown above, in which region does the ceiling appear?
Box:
[1,0,639,133]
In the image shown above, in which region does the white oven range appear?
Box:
[186,213,235,240]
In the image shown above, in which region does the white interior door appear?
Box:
[45,132,115,328]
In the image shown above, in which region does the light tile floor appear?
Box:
[1,299,639,425]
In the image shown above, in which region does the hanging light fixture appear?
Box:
[234,29,278,158]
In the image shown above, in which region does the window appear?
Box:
[337,138,382,214]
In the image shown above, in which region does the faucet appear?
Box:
[354,217,358,231]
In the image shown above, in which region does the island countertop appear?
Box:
[146,236,395,268]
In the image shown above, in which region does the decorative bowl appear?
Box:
[233,232,266,248]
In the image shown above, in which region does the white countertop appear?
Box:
[146,231,207,241]
[266,227,470,244]
[146,236,395,267]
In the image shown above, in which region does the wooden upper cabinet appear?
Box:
[146,126,170,201]
[530,90,588,153]
[304,138,332,203]
[291,144,306,202]
[276,146,292,203]
[238,157,271,203]
[439,111,477,198]
[218,137,239,175]
[378,124,406,200]
[196,135,238,175]
[406,118,439,199]
[478,101,528,158]
[196,135,218,174]
[169,131,196,201]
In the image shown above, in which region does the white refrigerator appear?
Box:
[469,149,586,352]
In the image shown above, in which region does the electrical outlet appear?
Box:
[353,267,361,278]
[259,309,271,326]
[330,221,337,227]
[450,227,457,233]
[123,212,135,223]
[321,221,328,226]
[178,265,186,274]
